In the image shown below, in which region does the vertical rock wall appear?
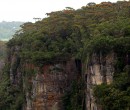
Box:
[85,52,115,110]
[24,60,77,110]
[8,46,79,110]
[9,46,21,85]
[8,46,117,110]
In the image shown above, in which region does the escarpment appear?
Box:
[1,1,130,110]
[8,45,80,110]
[24,61,78,110]
[7,45,129,110]
[85,52,115,110]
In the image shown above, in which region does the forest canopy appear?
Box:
[8,1,130,64]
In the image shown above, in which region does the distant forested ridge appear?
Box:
[0,21,24,41]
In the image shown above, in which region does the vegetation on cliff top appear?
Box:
[8,1,130,64]
[0,1,130,110]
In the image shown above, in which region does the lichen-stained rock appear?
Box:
[8,46,21,84]
[25,60,77,110]
[7,46,77,110]
[85,52,115,110]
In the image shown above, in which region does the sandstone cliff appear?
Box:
[8,46,80,110]
[1,1,130,110]
[85,52,115,110]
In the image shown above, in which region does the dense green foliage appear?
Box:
[7,1,130,64]
[0,21,23,41]
[94,72,130,110]
[0,1,130,110]
[63,79,85,110]
[0,41,6,59]
[0,64,24,110]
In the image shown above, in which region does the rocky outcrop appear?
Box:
[85,52,115,110]
[8,46,78,110]
[9,46,21,84]
[8,45,117,110]
[24,61,77,110]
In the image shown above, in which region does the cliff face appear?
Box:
[8,45,117,110]
[9,46,78,110]
[25,61,77,110]
[85,52,115,110]
[1,1,130,109]
[3,1,130,109]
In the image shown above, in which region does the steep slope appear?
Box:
[0,41,6,71]
[0,1,130,110]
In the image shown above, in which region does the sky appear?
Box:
[0,0,119,22]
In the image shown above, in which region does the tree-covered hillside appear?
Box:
[0,1,130,110]
[0,21,24,41]
[0,41,6,60]
[8,1,130,65]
